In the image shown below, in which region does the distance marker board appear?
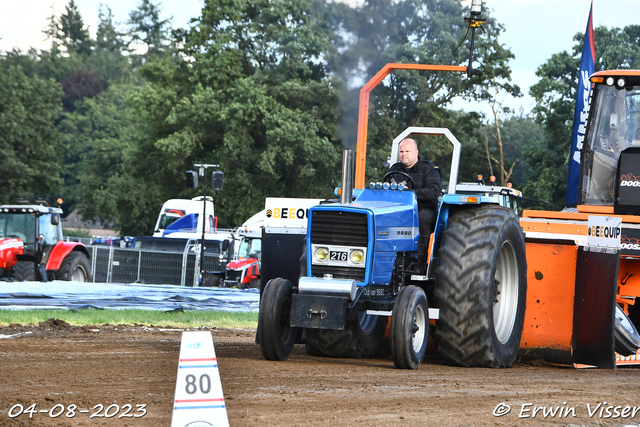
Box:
[171,331,230,427]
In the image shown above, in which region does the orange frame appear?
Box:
[354,64,467,189]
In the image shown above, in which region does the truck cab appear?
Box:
[153,196,215,237]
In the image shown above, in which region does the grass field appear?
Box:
[0,308,258,329]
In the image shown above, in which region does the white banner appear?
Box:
[264,198,322,229]
[587,216,622,248]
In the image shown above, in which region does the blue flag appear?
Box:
[566,2,595,207]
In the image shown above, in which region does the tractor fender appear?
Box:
[46,242,91,271]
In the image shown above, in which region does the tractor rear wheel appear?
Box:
[258,278,296,361]
[57,253,91,282]
[13,261,35,281]
[304,311,388,359]
[434,206,527,368]
[390,285,429,369]
[615,304,640,357]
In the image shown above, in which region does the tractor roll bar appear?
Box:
[389,127,461,195]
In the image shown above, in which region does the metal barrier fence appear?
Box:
[86,240,226,287]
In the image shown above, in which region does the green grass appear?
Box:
[0,308,258,329]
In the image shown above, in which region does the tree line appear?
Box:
[1,0,639,235]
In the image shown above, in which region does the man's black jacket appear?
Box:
[387,157,442,213]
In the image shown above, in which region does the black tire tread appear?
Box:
[434,206,526,368]
[57,253,91,282]
[390,285,429,369]
[13,261,35,282]
[258,278,296,361]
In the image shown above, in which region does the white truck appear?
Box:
[153,196,216,237]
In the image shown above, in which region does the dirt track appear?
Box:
[2,320,640,427]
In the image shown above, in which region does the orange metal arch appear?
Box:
[354,63,467,189]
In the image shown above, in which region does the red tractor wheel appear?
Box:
[57,253,92,282]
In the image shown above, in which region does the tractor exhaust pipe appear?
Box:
[340,149,355,204]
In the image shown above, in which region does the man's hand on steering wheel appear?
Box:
[382,170,414,189]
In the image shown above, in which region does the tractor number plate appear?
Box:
[330,251,347,261]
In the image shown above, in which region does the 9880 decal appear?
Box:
[8,403,147,419]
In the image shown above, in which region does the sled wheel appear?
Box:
[615,304,640,357]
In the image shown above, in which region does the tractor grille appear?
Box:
[310,210,368,282]
[311,265,365,282]
[310,211,368,246]
[225,269,242,281]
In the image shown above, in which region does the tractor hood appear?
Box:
[309,187,419,253]
[227,257,258,270]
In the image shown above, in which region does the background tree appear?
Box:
[0,67,63,204]
[127,0,173,63]
[323,0,519,187]
[107,0,342,229]
[58,0,95,56]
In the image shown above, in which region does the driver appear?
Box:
[386,138,442,274]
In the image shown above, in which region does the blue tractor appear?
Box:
[258,127,527,369]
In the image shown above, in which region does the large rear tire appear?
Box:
[615,304,640,357]
[434,206,527,368]
[258,278,296,361]
[390,285,429,369]
[304,311,388,359]
[57,253,91,282]
[13,261,35,281]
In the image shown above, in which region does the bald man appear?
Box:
[386,138,442,274]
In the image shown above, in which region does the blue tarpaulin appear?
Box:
[0,281,259,312]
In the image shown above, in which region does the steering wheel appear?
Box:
[382,171,414,189]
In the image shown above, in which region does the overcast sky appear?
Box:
[0,0,637,115]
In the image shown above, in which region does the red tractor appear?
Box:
[0,199,91,282]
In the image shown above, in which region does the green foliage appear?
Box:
[58,84,140,229]
[0,66,63,204]
[127,0,174,62]
[323,0,518,184]
[56,0,95,56]
[123,0,342,228]
[0,0,551,231]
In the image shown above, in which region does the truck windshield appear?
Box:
[238,237,262,261]
[158,213,181,229]
[0,213,36,247]
[582,84,640,205]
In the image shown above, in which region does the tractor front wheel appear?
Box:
[434,206,527,368]
[258,278,296,361]
[57,253,91,282]
[390,285,429,369]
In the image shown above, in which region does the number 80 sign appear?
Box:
[171,331,229,427]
